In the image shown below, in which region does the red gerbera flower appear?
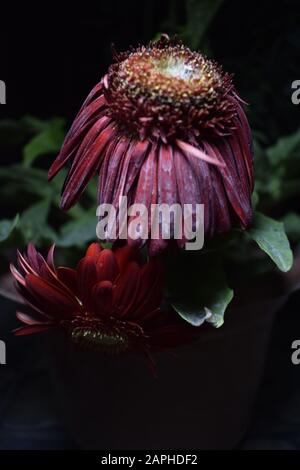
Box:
[49,35,253,254]
[10,243,197,359]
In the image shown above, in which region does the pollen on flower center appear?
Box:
[117,47,219,104]
[104,36,236,140]
[151,56,202,81]
[71,326,130,354]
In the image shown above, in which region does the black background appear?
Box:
[1,0,299,130]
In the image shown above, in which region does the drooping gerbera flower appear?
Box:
[49,35,254,254]
[10,243,197,358]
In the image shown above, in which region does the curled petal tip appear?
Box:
[176,139,226,168]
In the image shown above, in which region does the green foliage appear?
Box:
[56,210,98,247]
[166,252,233,328]
[282,212,300,242]
[20,198,57,244]
[266,130,300,167]
[0,165,54,198]
[185,0,223,50]
[247,212,293,273]
[0,215,19,243]
[23,117,65,167]
[254,128,300,209]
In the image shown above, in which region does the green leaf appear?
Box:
[0,165,51,198]
[0,119,28,146]
[172,303,211,327]
[247,212,293,272]
[251,190,259,209]
[282,212,300,242]
[266,129,300,166]
[167,253,233,328]
[185,0,223,49]
[57,211,98,247]
[20,199,55,244]
[23,117,65,167]
[21,115,51,133]
[0,214,19,242]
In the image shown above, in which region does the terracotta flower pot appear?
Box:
[48,289,289,449]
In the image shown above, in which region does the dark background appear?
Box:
[1,0,299,137]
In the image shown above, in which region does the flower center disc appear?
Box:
[105,37,235,140]
[118,47,221,106]
[152,56,202,81]
[71,326,130,354]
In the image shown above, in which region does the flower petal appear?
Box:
[93,280,113,317]
[113,261,141,317]
[96,249,119,282]
[60,120,115,210]
[13,325,52,336]
[56,267,78,294]
[25,274,78,318]
[77,257,98,311]
[85,242,102,259]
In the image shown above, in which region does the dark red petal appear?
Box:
[61,108,111,166]
[122,139,150,195]
[148,239,168,255]
[111,139,150,208]
[56,267,78,294]
[47,244,56,271]
[27,243,42,271]
[80,81,103,110]
[92,280,113,317]
[98,135,122,202]
[65,95,106,144]
[227,133,251,198]
[48,94,107,180]
[35,254,77,298]
[146,143,178,253]
[60,120,115,210]
[25,274,78,318]
[85,242,102,259]
[17,250,38,276]
[16,311,47,326]
[210,168,231,233]
[173,146,203,240]
[205,140,252,227]
[48,116,98,180]
[15,284,52,318]
[128,144,158,245]
[77,257,98,311]
[100,136,131,206]
[193,152,215,238]
[131,258,163,321]
[113,244,141,272]
[96,249,119,282]
[13,325,52,336]
[158,144,177,206]
[10,264,25,286]
[113,261,141,318]
[231,98,254,189]
[176,139,224,167]
[63,114,110,182]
